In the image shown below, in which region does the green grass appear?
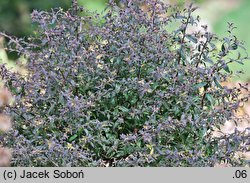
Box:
[79,0,107,13]
[214,0,250,81]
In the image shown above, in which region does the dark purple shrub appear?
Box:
[0,0,249,166]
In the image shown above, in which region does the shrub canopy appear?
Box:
[0,0,249,166]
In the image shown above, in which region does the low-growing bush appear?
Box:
[0,0,249,166]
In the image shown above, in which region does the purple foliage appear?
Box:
[0,0,249,166]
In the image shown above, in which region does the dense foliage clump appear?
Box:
[0,0,249,166]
